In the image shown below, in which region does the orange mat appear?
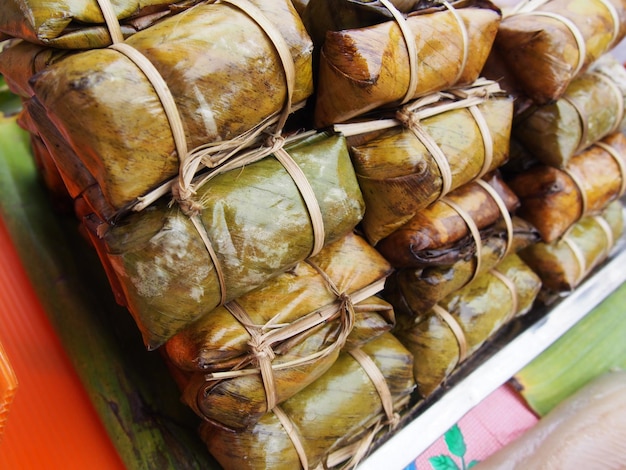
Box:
[0,216,125,469]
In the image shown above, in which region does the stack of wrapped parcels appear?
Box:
[1,0,626,467]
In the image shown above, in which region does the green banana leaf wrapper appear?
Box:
[376,171,520,268]
[337,80,513,245]
[492,0,626,105]
[179,297,395,430]
[384,215,540,315]
[0,0,204,48]
[18,0,314,219]
[518,200,624,294]
[83,131,365,350]
[198,332,415,470]
[508,132,626,243]
[310,0,502,126]
[513,54,626,168]
[394,253,542,398]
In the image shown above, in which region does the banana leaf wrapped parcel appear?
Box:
[512,54,626,168]
[197,332,415,470]
[384,216,540,315]
[0,0,204,48]
[492,0,626,105]
[162,232,395,429]
[336,79,513,245]
[24,0,314,219]
[83,131,365,349]
[519,200,624,294]
[309,0,502,126]
[508,132,626,243]
[179,297,395,430]
[394,253,542,398]
[375,171,520,268]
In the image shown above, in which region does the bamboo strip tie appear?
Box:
[440,195,483,284]
[561,234,588,287]
[593,213,616,262]
[379,0,419,105]
[489,269,519,323]
[595,140,626,198]
[274,405,310,470]
[432,304,468,366]
[397,108,453,198]
[476,179,514,261]
[561,166,588,220]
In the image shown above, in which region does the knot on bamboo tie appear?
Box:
[265,133,286,152]
[396,107,420,129]
[248,336,276,363]
[171,182,203,217]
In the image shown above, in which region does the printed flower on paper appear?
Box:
[428,424,479,470]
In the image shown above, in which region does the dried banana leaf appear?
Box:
[28,0,314,217]
[0,0,202,49]
[508,132,626,243]
[312,1,502,126]
[336,80,513,245]
[88,131,365,350]
[179,297,395,430]
[165,232,393,372]
[198,332,415,470]
[513,55,626,168]
[376,171,520,267]
[394,253,542,398]
[384,215,540,315]
[493,0,626,105]
[518,200,624,294]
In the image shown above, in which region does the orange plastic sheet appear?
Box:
[0,216,125,469]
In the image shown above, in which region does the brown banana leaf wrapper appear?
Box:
[312,1,502,126]
[513,54,626,168]
[493,0,626,105]
[14,106,73,213]
[0,0,203,49]
[0,41,71,98]
[27,0,314,218]
[336,80,513,245]
[165,231,393,372]
[376,171,520,268]
[508,132,626,243]
[384,215,540,315]
[179,297,395,430]
[302,0,466,45]
[85,131,365,350]
[21,97,121,221]
[198,332,415,470]
[394,253,542,398]
[519,200,624,294]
